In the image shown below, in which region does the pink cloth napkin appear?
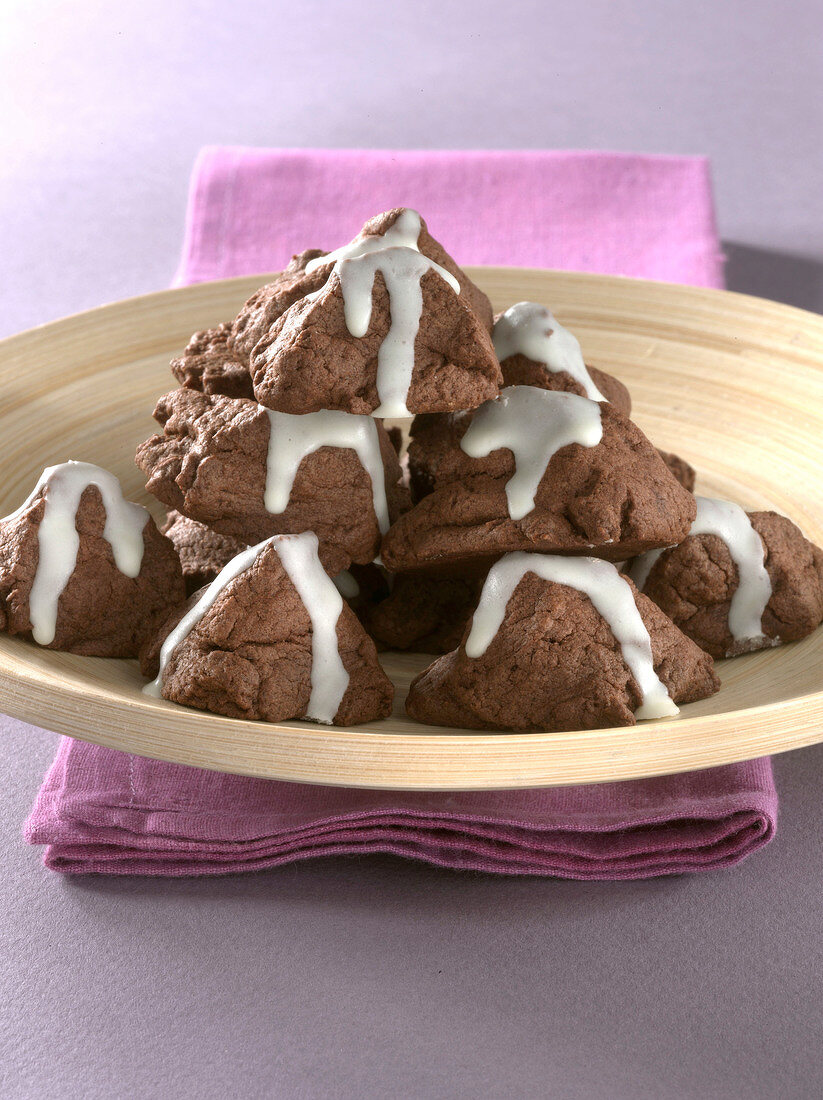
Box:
[24,147,775,878]
[175,147,724,286]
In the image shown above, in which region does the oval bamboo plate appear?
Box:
[1,269,822,790]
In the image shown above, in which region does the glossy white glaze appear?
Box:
[304,208,422,274]
[460,387,603,521]
[493,302,607,402]
[334,246,460,417]
[276,532,349,722]
[629,496,773,650]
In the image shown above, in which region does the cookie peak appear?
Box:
[305,208,423,274]
[327,245,462,417]
[263,405,392,531]
[383,396,698,573]
[494,302,607,403]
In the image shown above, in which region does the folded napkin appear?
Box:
[23,723,774,876]
[24,147,774,877]
[176,147,724,285]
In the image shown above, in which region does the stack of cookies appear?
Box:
[2,208,822,732]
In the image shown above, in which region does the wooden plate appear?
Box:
[1,269,822,790]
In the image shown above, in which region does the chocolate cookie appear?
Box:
[365,571,485,654]
[405,553,719,731]
[411,425,695,505]
[162,509,390,626]
[136,388,410,575]
[250,251,501,418]
[0,462,184,657]
[230,208,494,363]
[629,500,823,658]
[141,532,394,725]
[657,449,696,492]
[170,322,254,400]
[229,250,331,360]
[494,303,632,415]
[161,511,248,596]
[382,387,697,572]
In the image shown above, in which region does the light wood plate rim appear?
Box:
[1,268,822,789]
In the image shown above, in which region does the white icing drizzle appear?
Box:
[300,212,460,417]
[459,387,603,521]
[304,209,423,274]
[493,302,607,403]
[276,533,349,722]
[465,552,678,720]
[627,546,665,592]
[264,408,390,534]
[630,497,773,650]
[333,570,360,599]
[334,246,461,417]
[145,532,349,724]
[1,461,147,646]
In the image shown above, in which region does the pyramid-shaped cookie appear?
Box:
[494,302,632,415]
[250,253,500,417]
[405,552,719,731]
[174,208,496,408]
[231,208,494,365]
[136,388,410,575]
[163,509,390,620]
[629,499,823,657]
[170,322,254,400]
[382,386,697,572]
[249,230,501,417]
[141,532,394,725]
[491,304,699,491]
[0,461,184,656]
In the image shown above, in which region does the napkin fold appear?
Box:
[25,147,775,878]
[24,727,775,876]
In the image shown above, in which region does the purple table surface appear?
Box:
[2,3,822,1098]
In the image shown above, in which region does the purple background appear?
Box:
[2,2,823,1097]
